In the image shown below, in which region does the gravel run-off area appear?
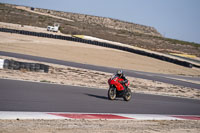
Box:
[0,119,200,133]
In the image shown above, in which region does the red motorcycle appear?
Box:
[108,75,132,101]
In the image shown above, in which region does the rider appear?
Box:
[116,70,128,89]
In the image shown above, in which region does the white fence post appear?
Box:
[0,59,4,69]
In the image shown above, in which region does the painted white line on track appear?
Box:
[0,111,67,120]
[116,114,183,120]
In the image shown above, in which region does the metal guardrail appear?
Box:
[0,27,199,68]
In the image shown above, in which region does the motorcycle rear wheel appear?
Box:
[123,88,132,101]
[108,87,116,100]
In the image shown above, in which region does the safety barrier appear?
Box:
[0,59,4,69]
[1,59,49,73]
[0,27,198,68]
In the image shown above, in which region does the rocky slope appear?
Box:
[0,3,199,57]
[35,8,162,37]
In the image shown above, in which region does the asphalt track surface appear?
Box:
[0,51,200,89]
[0,79,200,115]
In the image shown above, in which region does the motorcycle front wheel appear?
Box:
[108,87,116,100]
[123,88,132,101]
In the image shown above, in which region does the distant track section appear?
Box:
[0,27,199,68]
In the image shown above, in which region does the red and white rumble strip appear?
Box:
[0,111,200,120]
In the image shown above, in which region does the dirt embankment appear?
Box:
[0,3,199,57]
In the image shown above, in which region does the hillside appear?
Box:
[0,3,200,57]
